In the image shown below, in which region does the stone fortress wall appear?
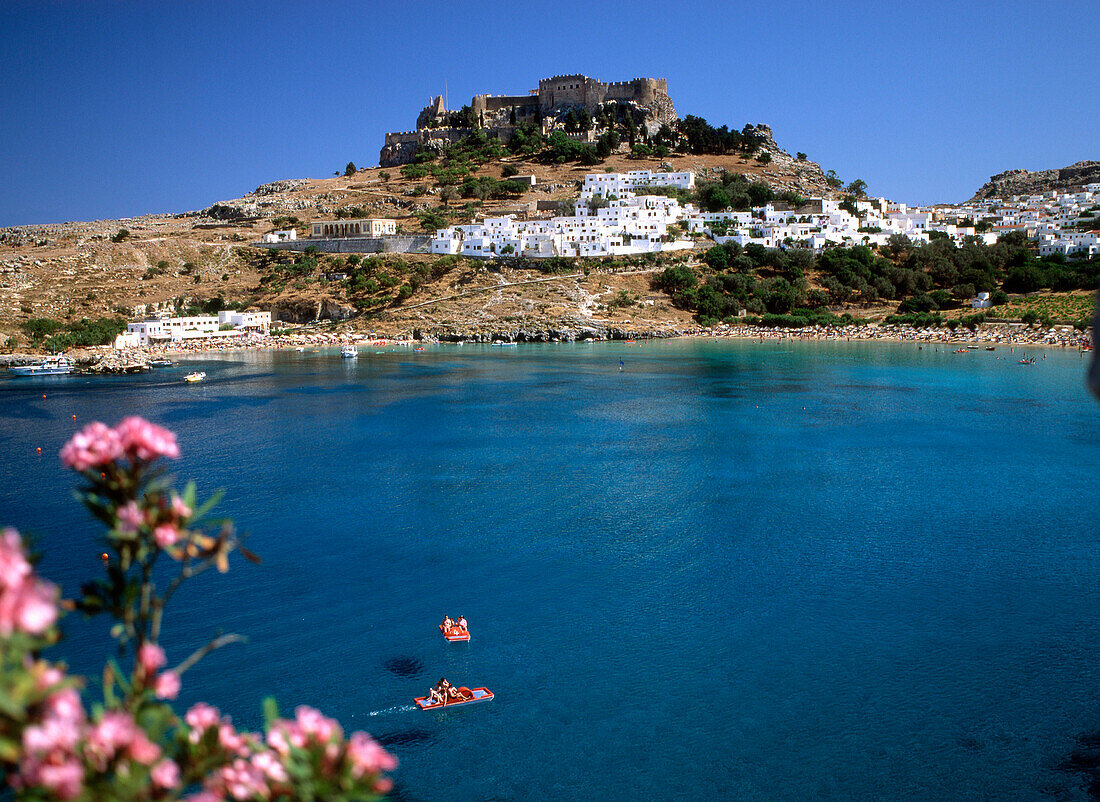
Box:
[380,73,677,167]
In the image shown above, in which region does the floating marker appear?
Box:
[72,414,76,420]
[42,394,46,399]
[36,447,41,453]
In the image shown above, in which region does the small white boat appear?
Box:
[8,354,73,376]
[149,359,173,368]
[341,346,358,359]
[183,371,206,383]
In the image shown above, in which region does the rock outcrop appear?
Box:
[969,160,1100,201]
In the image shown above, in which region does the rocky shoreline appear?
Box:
[1,321,1091,373]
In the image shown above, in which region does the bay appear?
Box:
[1,339,1099,800]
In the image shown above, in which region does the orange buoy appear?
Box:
[36,447,41,453]
[72,414,76,420]
[100,553,108,562]
[42,394,46,399]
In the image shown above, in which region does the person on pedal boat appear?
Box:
[428,678,449,705]
[456,615,468,633]
[442,615,454,633]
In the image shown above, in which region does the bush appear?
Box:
[501,164,519,177]
[111,228,130,243]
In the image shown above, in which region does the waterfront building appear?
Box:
[126,311,271,346]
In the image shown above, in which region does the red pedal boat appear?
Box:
[439,624,470,642]
[414,687,493,710]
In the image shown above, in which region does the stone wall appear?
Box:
[255,236,432,254]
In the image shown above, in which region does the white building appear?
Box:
[126,311,271,346]
[430,172,694,259]
[310,219,396,238]
[262,229,297,243]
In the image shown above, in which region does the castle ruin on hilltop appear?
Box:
[380,73,678,167]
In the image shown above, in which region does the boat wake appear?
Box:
[367,704,417,717]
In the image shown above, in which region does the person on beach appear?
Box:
[457,615,468,633]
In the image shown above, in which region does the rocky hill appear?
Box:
[969,160,1100,201]
[0,126,844,349]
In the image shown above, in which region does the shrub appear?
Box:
[501,164,519,178]
[111,228,130,243]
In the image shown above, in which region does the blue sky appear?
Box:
[1,0,1097,226]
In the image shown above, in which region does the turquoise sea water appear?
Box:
[1,339,1099,800]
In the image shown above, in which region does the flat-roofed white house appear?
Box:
[310,219,396,238]
[126,311,271,346]
[262,229,297,243]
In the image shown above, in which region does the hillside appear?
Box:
[969,160,1100,201]
[0,129,840,346]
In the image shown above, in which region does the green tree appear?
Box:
[846,179,867,198]
[344,162,357,177]
[417,210,448,231]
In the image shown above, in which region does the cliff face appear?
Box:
[969,160,1100,201]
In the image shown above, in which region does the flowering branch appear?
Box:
[0,417,395,800]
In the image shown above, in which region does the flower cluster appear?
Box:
[0,527,58,637]
[0,418,396,801]
[60,417,179,473]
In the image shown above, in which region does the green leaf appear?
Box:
[192,489,224,521]
[263,696,280,729]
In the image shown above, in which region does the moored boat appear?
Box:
[414,687,493,710]
[183,371,206,383]
[341,346,357,359]
[149,359,174,367]
[8,354,73,376]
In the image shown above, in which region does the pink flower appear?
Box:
[128,729,161,765]
[0,575,59,636]
[117,501,145,534]
[151,758,180,790]
[347,731,397,776]
[59,421,124,472]
[186,703,221,743]
[250,750,289,784]
[218,723,249,757]
[34,759,84,800]
[36,664,65,691]
[265,726,290,757]
[295,705,341,744]
[155,670,181,700]
[215,757,269,801]
[138,642,167,674]
[373,776,394,794]
[85,710,136,769]
[114,417,180,462]
[0,527,31,588]
[23,716,82,755]
[45,688,85,726]
[154,524,180,548]
[171,494,193,520]
[184,793,221,802]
